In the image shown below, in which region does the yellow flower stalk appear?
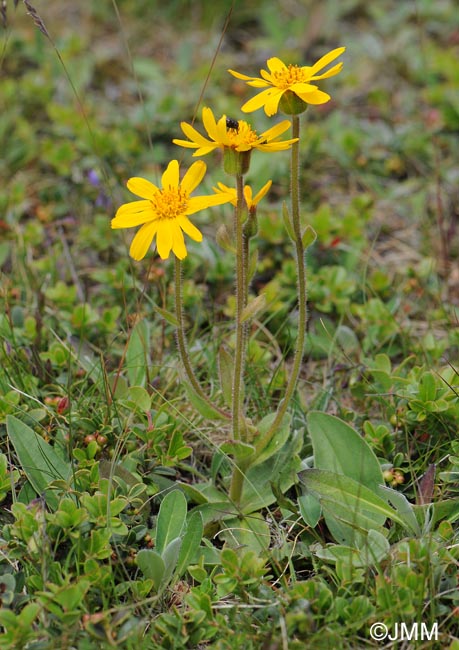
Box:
[173,107,297,156]
[228,47,345,116]
[112,159,231,261]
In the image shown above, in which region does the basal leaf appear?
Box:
[306,411,383,491]
[136,549,165,588]
[6,415,72,509]
[299,469,405,528]
[155,490,187,556]
[176,511,203,579]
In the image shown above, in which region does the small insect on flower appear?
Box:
[226,117,239,132]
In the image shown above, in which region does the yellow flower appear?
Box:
[112,160,231,261]
[173,107,297,156]
[228,47,345,116]
[213,180,272,212]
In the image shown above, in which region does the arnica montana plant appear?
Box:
[112,47,346,508]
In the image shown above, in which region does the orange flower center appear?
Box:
[151,188,188,220]
[272,64,308,88]
[226,121,259,148]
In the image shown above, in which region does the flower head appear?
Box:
[173,107,297,156]
[228,47,345,116]
[213,180,272,214]
[112,160,231,261]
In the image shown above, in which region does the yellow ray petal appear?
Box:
[186,193,232,215]
[241,88,278,113]
[310,62,344,80]
[161,159,179,189]
[111,211,154,229]
[171,221,187,259]
[216,115,231,145]
[243,185,253,206]
[172,138,202,149]
[181,160,206,194]
[178,121,213,146]
[266,57,288,75]
[202,107,220,141]
[309,47,345,76]
[260,120,291,141]
[228,68,253,81]
[247,78,271,88]
[192,145,219,156]
[114,199,152,218]
[177,215,203,242]
[289,82,320,94]
[156,221,173,260]
[296,88,331,104]
[129,221,158,260]
[252,179,272,205]
[126,177,159,200]
[263,88,285,116]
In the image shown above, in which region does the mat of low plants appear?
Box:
[1,1,459,649]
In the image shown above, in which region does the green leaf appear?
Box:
[53,580,90,611]
[415,497,459,527]
[136,549,165,588]
[379,485,420,535]
[247,248,258,283]
[183,381,227,420]
[253,412,291,466]
[220,440,255,461]
[6,415,72,510]
[313,528,389,567]
[240,294,266,323]
[125,319,150,387]
[218,346,233,408]
[241,429,302,513]
[282,201,296,241]
[298,493,322,528]
[219,514,271,553]
[419,371,437,402]
[307,411,384,491]
[176,511,204,579]
[155,490,187,556]
[299,469,405,530]
[301,224,317,248]
[153,305,179,327]
[161,537,182,586]
[191,501,238,526]
[123,386,151,412]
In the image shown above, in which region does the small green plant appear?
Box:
[2,3,459,649]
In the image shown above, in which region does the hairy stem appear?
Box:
[229,174,249,504]
[256,115,307,454]
[231,173,248,442]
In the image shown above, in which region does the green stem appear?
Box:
[229,174,249,504]
[229,463,246,505]
[231,174,248,442]
[174,257,230,419]
[255,115,307,454]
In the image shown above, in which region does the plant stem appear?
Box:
[255,115,307,454]
[229,173,249,505]
[174,257,230,419]
[229,462,246,504]
[231,173,247,443]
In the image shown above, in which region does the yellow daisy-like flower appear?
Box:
[213,180,272,212]
[111,160,231,261]
[173,107,297,156]
[228,47,346,116]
